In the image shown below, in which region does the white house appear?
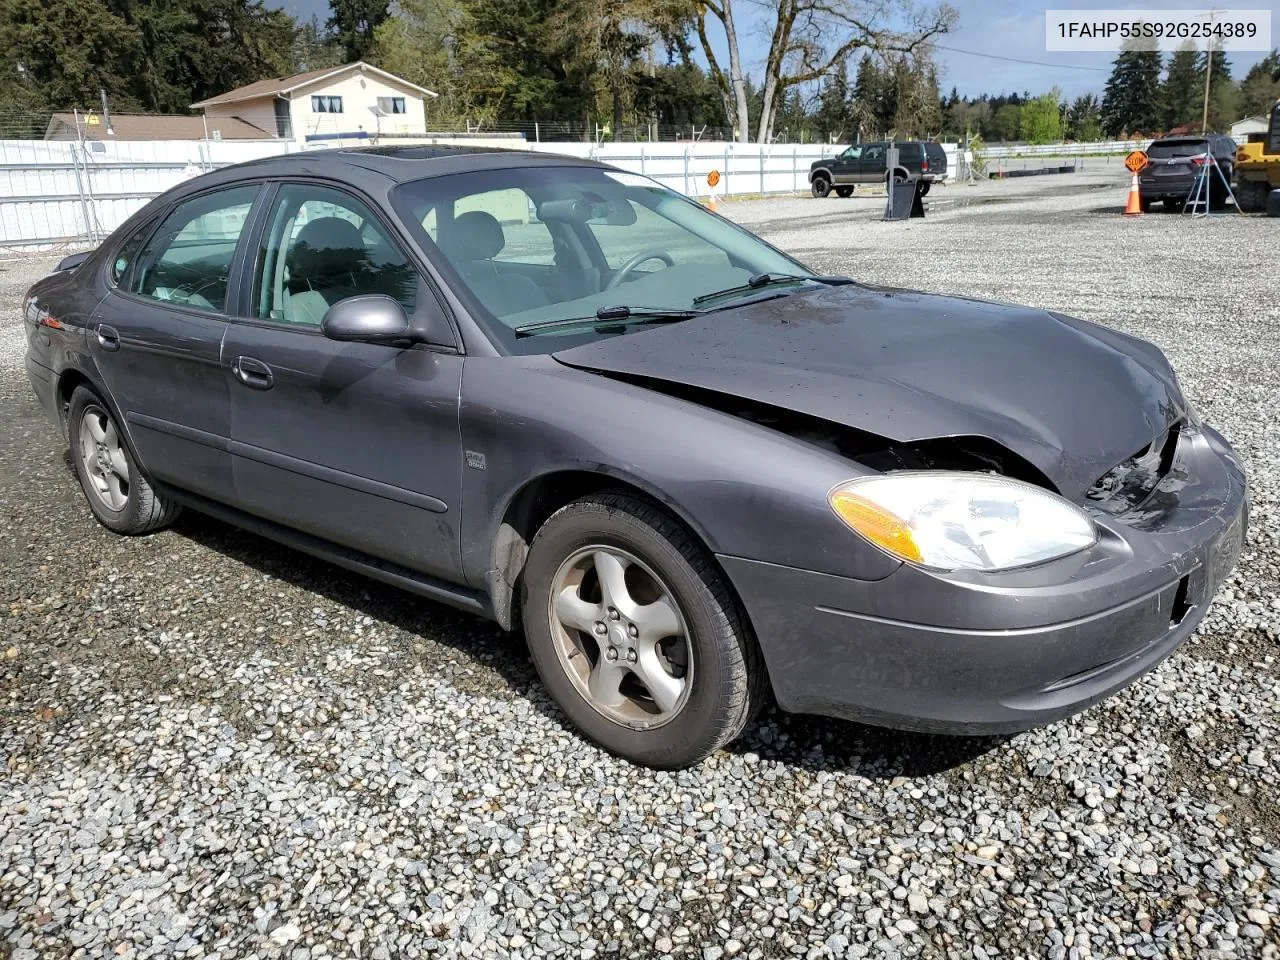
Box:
[1231,115,1269,140]
[191,62,437,146]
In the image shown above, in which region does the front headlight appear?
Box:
[828,472,1097,572]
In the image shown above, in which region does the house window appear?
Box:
[378,97,407,115]
[311,95,344,114]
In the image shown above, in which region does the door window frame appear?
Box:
[230,177,462,353]
[115,181,270,321]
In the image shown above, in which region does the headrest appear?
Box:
[289,217,364,278]
[445,211,504,261]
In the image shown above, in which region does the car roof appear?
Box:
[184,144,608,192]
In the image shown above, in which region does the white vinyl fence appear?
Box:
[0,138,964,252]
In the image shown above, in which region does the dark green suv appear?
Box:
[809,141,946,198]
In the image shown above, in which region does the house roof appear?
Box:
[44,112,275,141]
[190,62,436,109]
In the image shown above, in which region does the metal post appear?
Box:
[759,150,765,195]
[535,122,540,142]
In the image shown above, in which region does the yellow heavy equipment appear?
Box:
[1235,99,1280,214]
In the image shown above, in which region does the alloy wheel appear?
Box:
[78,405,129,512]
[547,545,693,729]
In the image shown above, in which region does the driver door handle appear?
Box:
[96,324,120,352]
[232,355,274,390]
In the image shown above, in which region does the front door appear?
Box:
[225,181,464,580]
[831,145,862,183]
[90,184,262,501]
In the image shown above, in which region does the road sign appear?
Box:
[707,170,721,188]
[1125,150,1149,174]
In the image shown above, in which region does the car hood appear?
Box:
[551,284,1185,500]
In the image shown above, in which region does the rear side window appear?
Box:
[129,185,258,313]
[1148,139,1209,159]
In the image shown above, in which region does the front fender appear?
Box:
[458,355,902,594]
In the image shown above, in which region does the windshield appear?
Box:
[390,165,813,350]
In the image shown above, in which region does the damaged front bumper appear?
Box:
[719,423,1248,734]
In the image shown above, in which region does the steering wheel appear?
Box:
[606,248,675,290]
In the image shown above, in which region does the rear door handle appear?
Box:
[232,355,274,390]
[96,324,120,352]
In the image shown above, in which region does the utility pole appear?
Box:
[1201,37,1213,133]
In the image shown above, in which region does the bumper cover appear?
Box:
[720,425,1248,733]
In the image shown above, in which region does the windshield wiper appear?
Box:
[692,272,854,306]
[514,305,703,338]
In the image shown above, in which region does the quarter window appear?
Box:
[129,185,258,312]
[253,183,418,327]
[111,220,153,285]
[311,95,344,113]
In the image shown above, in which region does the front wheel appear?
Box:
[521,494,765,768]
[68,386,180,535]
[810,175,831,198]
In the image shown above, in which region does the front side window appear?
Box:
[391,166,807,352]
[253,183,418,327]
[311,95,344,113]
[841,146,862,160]
[129,185,258,312]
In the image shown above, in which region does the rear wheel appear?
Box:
[68,386,180,535]
[1162,198,1182,212]
[834,186,853,198]
[521,493,765,768]
[810,175,831,198]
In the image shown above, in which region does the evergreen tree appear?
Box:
[1161,41,1199,130]
[1195,48,1237,131]
[1239,49,1280,116]
[814,60,851,142]
[1064,93,1101,141]
[1100,37,1163,136]
[327,0,390,62]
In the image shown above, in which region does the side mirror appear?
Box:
[321,295,412,344]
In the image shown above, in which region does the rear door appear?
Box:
[90,183,263,501]
[224,180,464,580]
[858,142,887,181]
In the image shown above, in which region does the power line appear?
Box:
[932,43,1109,72]
[730,0,1111,72]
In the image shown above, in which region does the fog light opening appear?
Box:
[1170,575,1192,626]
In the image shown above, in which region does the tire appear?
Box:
[1235,179,1268,213]
[1162,198,1182,212]
[521,493,766,768]
[919,181,931,197]
[834,186,853,198]
[810,175,831,198]
[68,386,180,535]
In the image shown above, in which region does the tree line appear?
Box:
[2,0,1277,143]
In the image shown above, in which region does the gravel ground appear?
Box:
[3,173,1279,960]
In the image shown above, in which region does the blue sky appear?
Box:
[268,0,1277,100]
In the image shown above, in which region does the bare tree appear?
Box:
[686,0,955,142]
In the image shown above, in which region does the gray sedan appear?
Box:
[22,147,1247,768]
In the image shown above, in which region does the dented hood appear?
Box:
[552,284,1185,499]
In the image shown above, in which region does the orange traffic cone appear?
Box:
[1123,173,1143,215]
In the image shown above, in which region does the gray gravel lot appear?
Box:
[2,172,1279,959]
